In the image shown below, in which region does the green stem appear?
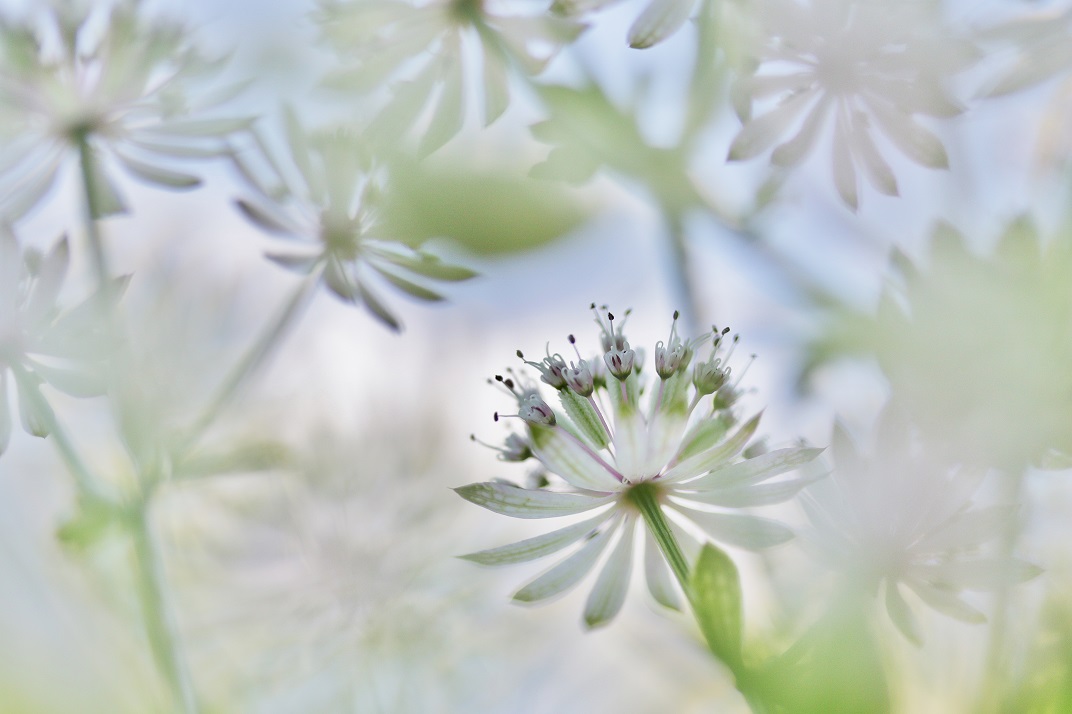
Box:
[980,468,1028,713]
[75,133,112,294]
[628,482,690,590]
[178,272,319,454]
[130,499,200,714]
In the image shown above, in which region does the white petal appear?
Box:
[913,505,1016,554]
[114,149,200,189]
[482,53,510,126]
[866,99,949,169]
[771,96,830,168]
[610,406,648,481]
[627,0,695,49]
[418,34,464,157]
[727,89,816,161]
[911,559,1042,591]
[531,426,622,491]
[673,506,794,550]
[513,524,616,603]
[904,578,986,624]
[454,481,612,519]
[885,581,922,645]
[832,112,858,210]
[584,518,636,628]
[677,446,824,490]
[644,528,681,610]
[680,474,824,508]
[460,513,611,566]
[0,373,12,455]
[662,412,762,483]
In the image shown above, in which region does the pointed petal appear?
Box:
[662,412,762,483]
[885,581,922,645]
[912,559,1043,591]
[904,578,986,624]
[851,116,898,196]
[454,481,612,519]
[681,473,825,507]
[418,36,464,157]
[584,519,636,628]
[644,528,681,610]
[627,0,695,49]
[832,113,858,210]
[513,524,616,603]
[771,96,830,168]
[235,199,300,237]
[913,505,1017,553]
[113,150,201,190]
[0,373,11,455]
[530,425,622,491]
[460,513,611,566]
[673,506,794,550]
[678,446,824,490]
[482,52,510,126]
[866,99,949,169]
[727,89,816,161]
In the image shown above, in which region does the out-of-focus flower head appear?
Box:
[727,0,975,209]
[552,0,726,48]
[0,226,112,454]
[800,407,1042,645]
[314,0,584,156]
[233,114,478,331]
[457,306,822,627]
[0,0,252,220]
[975,5,1072,100]
[805,218,1072,470]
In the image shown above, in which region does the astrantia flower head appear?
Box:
[728,0,975,209]
[233,114,477,331]
[315,0,584,156]
[0,226,113,454]
[0,0,251,220]
[800,407,1042,645]
[457,306,823,627]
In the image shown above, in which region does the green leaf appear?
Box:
[689,543,743,668]
[382,159,589,255]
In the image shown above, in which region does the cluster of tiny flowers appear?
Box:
[457,306,821,627]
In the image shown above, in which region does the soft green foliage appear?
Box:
[381,159,591,254]
[689,543,744,668]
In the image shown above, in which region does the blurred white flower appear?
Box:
[800,408,1042,645]
[0,0,251,220]
[0,226,110,454]
[315,0,584,155]
[805,218,1072,469]
[233,118,477,331]
[457,306,822,627]
[975,6,1072,99]
[727,0,974,209]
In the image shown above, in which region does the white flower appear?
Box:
[975,6,1072,99]
[0,0,251,220]
[552,0,696,49]
[315,0,584,156]
[457,306,822,627]
[800,408,1042,645]
[233,118,477,331]
[727,0,974,209]
[0,226,111,453]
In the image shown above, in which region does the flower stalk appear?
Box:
[627,482,690,589]
[130,500,201,714]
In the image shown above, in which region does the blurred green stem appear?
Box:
[131,499,200,714]
[75,133,113,294]
[981,469,1028,712]
[665,212,703,335]
[180,271,319,454]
